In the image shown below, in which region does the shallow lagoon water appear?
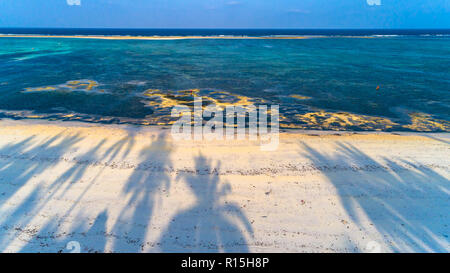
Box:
[0,36,449,131]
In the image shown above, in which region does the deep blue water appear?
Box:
[0,29,449,131]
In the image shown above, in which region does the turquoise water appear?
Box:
[0,36,449,131]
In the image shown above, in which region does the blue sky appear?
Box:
[0,0,449,28]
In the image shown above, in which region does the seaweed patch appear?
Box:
[23,80,105,93]
[140,88,266,125]
[403,113,450,132]
[290,94,312,100]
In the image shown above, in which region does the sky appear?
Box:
[0,0,449,29]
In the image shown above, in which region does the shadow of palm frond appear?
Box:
[0,133,85,251]
[158,154,253,253]
[109,132,173,252]
[1,130,140,252]
[300,141,449,252]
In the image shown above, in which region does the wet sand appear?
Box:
[0,119,448,252]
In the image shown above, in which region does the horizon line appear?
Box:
[1,27,450,30]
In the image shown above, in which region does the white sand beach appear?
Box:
[0,119,448,253]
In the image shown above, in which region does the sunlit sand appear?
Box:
[0,119,448,252]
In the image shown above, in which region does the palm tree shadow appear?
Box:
[67,209,109,253]
[300,141,449,252]
[1,131,137,253]
[0,129,174,253]
[110,132,173,252]
[18,209,109,253]
[159,154,253,253]
[0,133,85,251]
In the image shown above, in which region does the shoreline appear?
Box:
[0,119,448,252]
[1,117,448,137]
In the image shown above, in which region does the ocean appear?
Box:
[0,29,449,131]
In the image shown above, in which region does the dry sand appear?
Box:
[0,119,448,253]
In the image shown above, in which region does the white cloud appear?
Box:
[366,0,381,6]
[67,0,81,6]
